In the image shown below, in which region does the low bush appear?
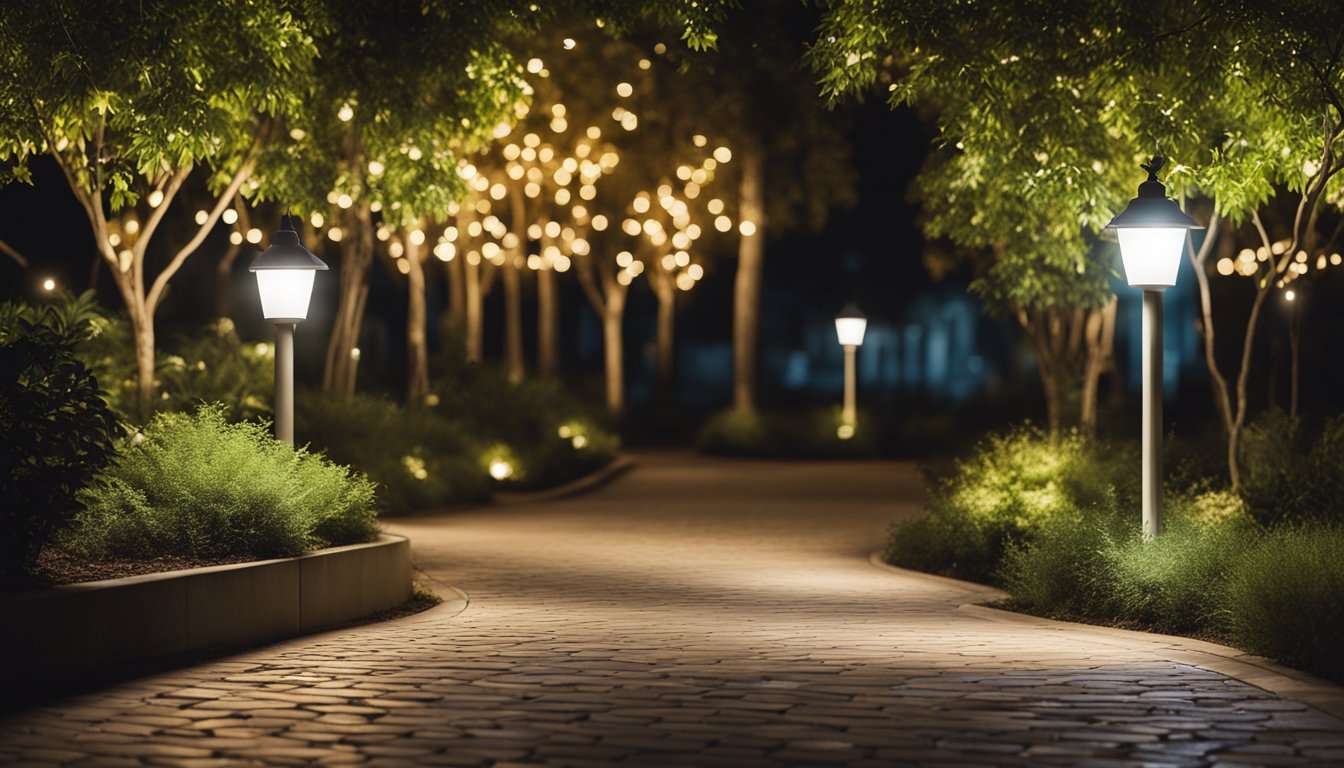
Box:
[78,315,272,423]
[1238,410,1344,527]
[0,294,121,579]
[696,406,879,458]
[66,405,377,559]
[1225,526,1344,683]
[297,394,491,514]
[887,427,1135,582]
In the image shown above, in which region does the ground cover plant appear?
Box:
[66,405,378,560]
[888,418,1344,683]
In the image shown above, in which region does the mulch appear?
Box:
[2,548,255,593]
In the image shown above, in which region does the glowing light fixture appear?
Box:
[834,302,868,434]
[1106,156,1203,539]
[250,215,328,443]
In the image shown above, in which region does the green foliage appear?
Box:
[296,394,491,514]
[430,365,620,491]
[67,405,377,560]
[696,406,879,458]
[0,295,120,579]
[887,427,1136,582]
[1239,409,1344,527]
[1226,526,1344,684]
[75,315,273,423]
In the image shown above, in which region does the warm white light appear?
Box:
[255,269,317,321]
[489,460,513,480]
[41,277,56,292]
[1117,227,1186,288]
[835,317,868,347]
[1285,289,1297,302]
[222,209,238,225]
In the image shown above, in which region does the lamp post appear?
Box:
[250,215,328,443]
[834,303,868,438]
[1106,156,1203,539]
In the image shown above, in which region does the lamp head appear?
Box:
[1106,155,1204,290]
[250,215,328,322]
[834,302,868,347]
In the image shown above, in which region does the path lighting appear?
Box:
[1106,156,1203,539]
[250,215,328,444]
[834,303,868,439]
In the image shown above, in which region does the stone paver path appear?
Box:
[3,453,1343,767]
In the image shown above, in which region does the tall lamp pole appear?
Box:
[250,215,328,443]
[1106,156,1203,539]
[834,303,868,438]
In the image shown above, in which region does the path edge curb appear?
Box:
[867,551,1344,722]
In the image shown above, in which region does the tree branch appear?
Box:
[146,148,259,314]
[133,166,191,260]
[0,237,29,268]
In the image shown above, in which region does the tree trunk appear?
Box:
[537,264,558,378]
[1289,299,1301,420]
[503,259,524,380]
[405,228,430,404]
[323,202,374,397]
[442,249,465,331]
[130,302,156,420]
[654,274,676,397]
[732,144,765,413]
[603,285,626,414]
[465,253,483,364]
[1079,296,1117,437]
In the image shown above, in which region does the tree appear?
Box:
[670,3,856,413]
[0,1,313,417]
[813,0,1344,481]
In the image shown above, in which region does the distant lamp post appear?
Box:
[250,215,328,443]
[1106,156,1203,539]
[834,303,868,439]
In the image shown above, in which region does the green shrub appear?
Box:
[429,366,620,492]
[297,394,492,514]
[887,427,1136,582]
[1225,526,1344,683]
[0,294,121,579]
[67,405,377,559]
[696,406,879,458]
[1239,410,1344,527]
[78,315,272,423]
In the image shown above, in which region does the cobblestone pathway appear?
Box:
[3,454,1343,767]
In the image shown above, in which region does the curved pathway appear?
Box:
[3,453,1343,766]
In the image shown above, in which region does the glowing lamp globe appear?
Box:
[1105,157,1203,290]
[249,216,328,321]
[834,303,868,347]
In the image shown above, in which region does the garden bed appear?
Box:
[0,534,411,702]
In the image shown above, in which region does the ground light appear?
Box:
[834,303,867,439]
[250,215,328,443]
[1106,156,1203,539]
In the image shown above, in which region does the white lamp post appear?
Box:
[1106,156,1203,539]
[834,303,868,437]
[250,215,328,443]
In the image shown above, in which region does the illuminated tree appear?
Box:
[0,1,312,417]
[668,4,856,414]
[813,0,1344,483]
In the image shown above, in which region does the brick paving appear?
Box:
[2,452,1342,766]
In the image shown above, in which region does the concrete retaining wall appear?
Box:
[0,535,411,696]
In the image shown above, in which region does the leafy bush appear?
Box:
[297,394,492,514]
[1225,526,1344,683]
[0,294,121,579]
[887,427,1136,582]
[696,406,879,458]
[429,365,620,492]
[67,405,377,559]
[1239,410,1344,527]
[78,315,272,422]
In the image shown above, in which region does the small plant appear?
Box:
[0,294,121,579]
[67,405,378,559]
[1239,410,1344,527]
[1225,525,1344,683]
